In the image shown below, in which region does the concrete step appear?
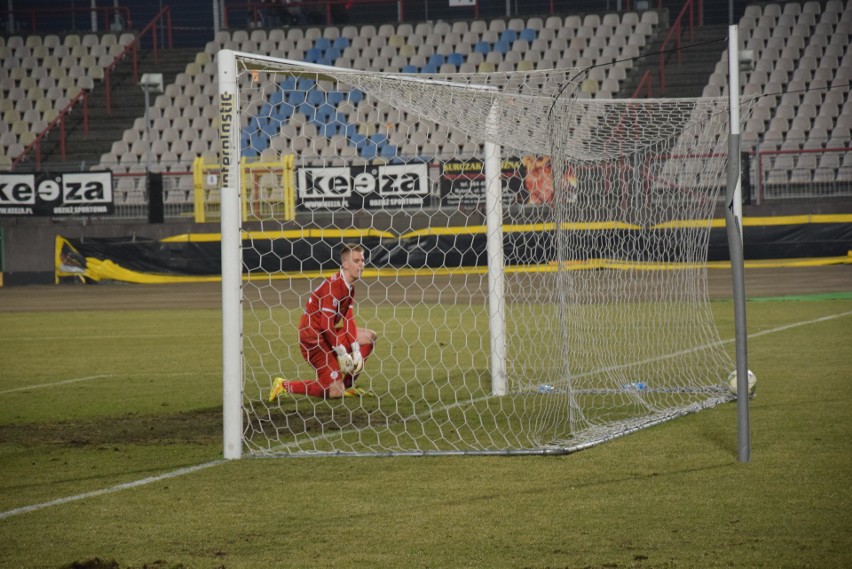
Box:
[38,47,201,169]
[620,24,727,99]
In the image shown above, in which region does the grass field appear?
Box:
[0,280,850,568]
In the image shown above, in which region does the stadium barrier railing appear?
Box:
[104,6,174,114]
[9,8,174,169]
[192,154,296,223]
[754,146,852,204]
[13,91,89,170]
[631,0,700,98]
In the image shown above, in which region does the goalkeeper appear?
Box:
[268,243,377,400]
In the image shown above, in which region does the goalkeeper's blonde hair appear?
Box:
[340,243,364,263]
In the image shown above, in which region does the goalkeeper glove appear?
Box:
[350,342,364,374]
[334,344,354,375]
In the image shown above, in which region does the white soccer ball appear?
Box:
[727,369,757,398]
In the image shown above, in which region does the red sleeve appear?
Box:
[303,277,335,347]
[343,305,357,347]
[316,280,340,348]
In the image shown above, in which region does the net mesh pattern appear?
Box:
[228,55,741,456]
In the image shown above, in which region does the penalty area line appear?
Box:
[0,460,225,521]
[0,371,213,395]
[0,374,114,395]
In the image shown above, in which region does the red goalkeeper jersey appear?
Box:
[299,271,356,349]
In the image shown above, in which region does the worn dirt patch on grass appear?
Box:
[0,408,221,448]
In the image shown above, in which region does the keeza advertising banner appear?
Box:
[0,171,114,216]
[297,163,429,210]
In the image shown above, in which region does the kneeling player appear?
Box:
[268,243,376,400]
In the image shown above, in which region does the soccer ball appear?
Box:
[727,369,757,398]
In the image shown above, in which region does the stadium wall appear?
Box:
[2,204,850,286]
[0,207,478,285]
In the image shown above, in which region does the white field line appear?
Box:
[0,375,113,394]
[2,308,851,520]
[0,332,220,343]
[0,460,225,521]
[0,372,210,395]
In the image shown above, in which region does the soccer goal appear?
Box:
[218,49,743,459]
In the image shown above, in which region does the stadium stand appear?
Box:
[88,9,661,183]
[1,1,848,204]
[707,0,851,187]
[0,31,133,167]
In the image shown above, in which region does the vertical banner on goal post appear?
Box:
[218,49,243,460]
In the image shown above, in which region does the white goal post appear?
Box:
[218,48,747,459]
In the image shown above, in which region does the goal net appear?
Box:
[219,50,738,458]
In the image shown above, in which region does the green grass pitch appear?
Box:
[0,292,850,568]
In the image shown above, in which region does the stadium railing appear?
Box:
[631,0,698,97]
[9,8,174,169]
[13,90,89,170]
[0,5,132,35]
[104,6,174,114]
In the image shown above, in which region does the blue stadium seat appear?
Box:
[358,142,377,159]
[267,90,284,106]
[379,143,398,159]
[306,90,326,105]
[402,64,418,73]
[305,48,323,63]
[324,47,341,61]
[332,37,350,50]
[447,53,465,67]
[519,28,537,42]
[273,103,293,121]
[259,118,279,137]
[313,37,332,51]
[342,123,358,139]
[319,122,339,137]
[369,133,388,146]
[315,103,337,120]
[347,89,365,104]
[256,103,275,119]
[493,40,511,54]
[428,54,446,67]
[287,91,305,105]
[249,133,268,152]
[499,29,518,43]
[474,41,491,54]
[349,132,367,147]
